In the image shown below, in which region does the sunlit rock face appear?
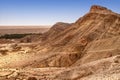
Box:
[90,5,113,14]
[32,5,120,67]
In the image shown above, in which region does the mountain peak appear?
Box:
[90,5,112,14]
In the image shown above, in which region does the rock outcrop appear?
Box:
[90,5,113,14]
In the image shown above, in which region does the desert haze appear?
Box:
[0,5,120,80]
[0,26,50,34]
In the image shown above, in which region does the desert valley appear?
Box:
[0,5,120,80]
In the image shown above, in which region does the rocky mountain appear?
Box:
[29,5,120,79]
[0,5,120,80]
[31,5,120,67]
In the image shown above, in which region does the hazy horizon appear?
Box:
[0,0,120,26]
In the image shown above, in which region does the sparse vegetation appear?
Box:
[0,34,30,39]
[0,33,41,39]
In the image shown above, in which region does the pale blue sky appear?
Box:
[0,0,120,26]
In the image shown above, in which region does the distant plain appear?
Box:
[0,26,50,34]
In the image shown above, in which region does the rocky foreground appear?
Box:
[0,5,120,80]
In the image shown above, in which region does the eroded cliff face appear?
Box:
[31,5,120,67]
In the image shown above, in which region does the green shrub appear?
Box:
[0,33,40,39]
